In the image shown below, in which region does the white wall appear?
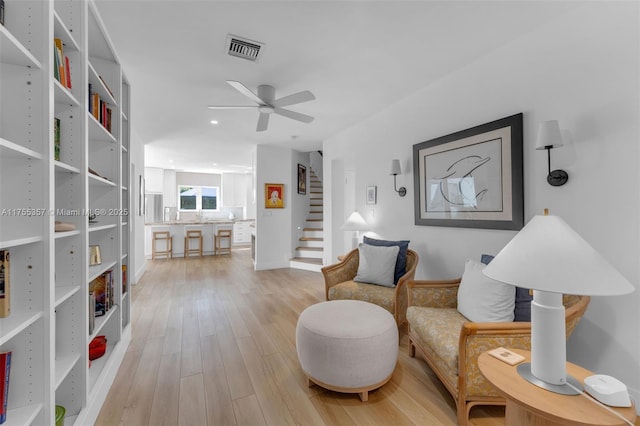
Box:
[255,145,293,270]
[323,2,640,403]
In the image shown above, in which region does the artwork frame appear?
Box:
[366,185,377,205]
[297,164,307,195]
[413,113,524,230]
[138,174,145,216]
[265,183,285,209]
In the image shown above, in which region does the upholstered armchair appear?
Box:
[406,278,590,426]
[321,248,418,326]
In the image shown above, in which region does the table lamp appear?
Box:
[483,210,635,395]
[341,211,368,249]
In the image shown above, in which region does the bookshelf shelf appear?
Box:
[0,26,42,69]
[0,1,132,424]
[0,138,43,160]
[0,235,44,250]
[54,160,82,174]
[89,305,118,342]
[0,312,44,346]
[55,285,82,307]
[4,403,43,426]
[53,11,81,53]
[54,353,81,389]
[54,79,81,108]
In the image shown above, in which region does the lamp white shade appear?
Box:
[535,120,564,150]
[390,159,402,176]
[483,214,634,296]
[341,211,368,231]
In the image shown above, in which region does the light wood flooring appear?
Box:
[96,249,508,425]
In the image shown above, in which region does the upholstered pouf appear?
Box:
[295,299,399,401]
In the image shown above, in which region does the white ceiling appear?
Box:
[95,1,577,174]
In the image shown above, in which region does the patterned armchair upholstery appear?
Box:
[321,248,418,326]
[406,278,590,426]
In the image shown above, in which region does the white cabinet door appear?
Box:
[145,167,164,193]
[223,173,247,207]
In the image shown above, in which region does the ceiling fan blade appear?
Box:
[256,112,270,132]
[207,105,257,109]
[226,80,263,105]
[271,90,315,108]
[273,107,314,124]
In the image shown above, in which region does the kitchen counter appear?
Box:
[144,220,255,258]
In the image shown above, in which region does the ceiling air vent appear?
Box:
[225,35,264,62]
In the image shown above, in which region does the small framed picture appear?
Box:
[366,186,377,205]
[265,183,285,208]
[297,164,307,195]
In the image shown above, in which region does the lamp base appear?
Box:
[517,363,581,395]
[547,170,568,186]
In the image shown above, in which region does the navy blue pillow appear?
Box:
[481,254,532,322]
[363,236,409,285]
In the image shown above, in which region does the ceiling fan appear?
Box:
[208,80,315,132]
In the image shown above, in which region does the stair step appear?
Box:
[303,227,323,232]
[307,218,323,222]
[300,237,323,241]
[290,257,323,265]
[296,246,323,252]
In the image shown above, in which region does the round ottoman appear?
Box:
[295,300,399,402]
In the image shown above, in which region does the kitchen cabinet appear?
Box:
[222,173,247,207]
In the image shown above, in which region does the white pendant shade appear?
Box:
[341,211,369,231]
[483,214,635,296]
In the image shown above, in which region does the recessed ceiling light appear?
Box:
[210,120,219,125]
[169,159,174,163]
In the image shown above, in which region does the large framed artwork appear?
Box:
[265,183,285,208]
[413,113,524,230]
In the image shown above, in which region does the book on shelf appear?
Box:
[0,0,5,27]
[64,56,72,89]
[0,250,9,318]
[122,264,127,294]
[89,292,95,334]
[89,270,114,317]
[53,38,72,89]
[54,117,61,161]
[0,351,11,424]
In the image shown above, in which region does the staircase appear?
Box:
[290,170,324,272]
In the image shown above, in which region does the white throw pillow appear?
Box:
[457,259,515,322]
[354,243,400,287]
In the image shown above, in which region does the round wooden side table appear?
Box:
[478,348,636,426]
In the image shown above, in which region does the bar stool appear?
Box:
[214,225,232,255]
[184,226,204,257]
[152,227,173,260]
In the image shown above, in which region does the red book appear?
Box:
[64,56,72,89]
[0,351,12,424]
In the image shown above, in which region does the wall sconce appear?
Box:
[535,120,568,186]
[389,159,407,197]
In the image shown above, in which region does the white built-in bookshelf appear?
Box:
[0,1,131,424]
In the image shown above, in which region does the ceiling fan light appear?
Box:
[259,105,274,114]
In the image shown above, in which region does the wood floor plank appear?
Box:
[149,352,181,426]
[178,373,208,426]
[200,334,236,426]
[232,394,267,426]
[236,336,297,426]
[96,251,510,426]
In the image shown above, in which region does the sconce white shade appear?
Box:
[341,211,369,231]
[390,159,402,176]
[483,214,634,296]
[535,120,564,150]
